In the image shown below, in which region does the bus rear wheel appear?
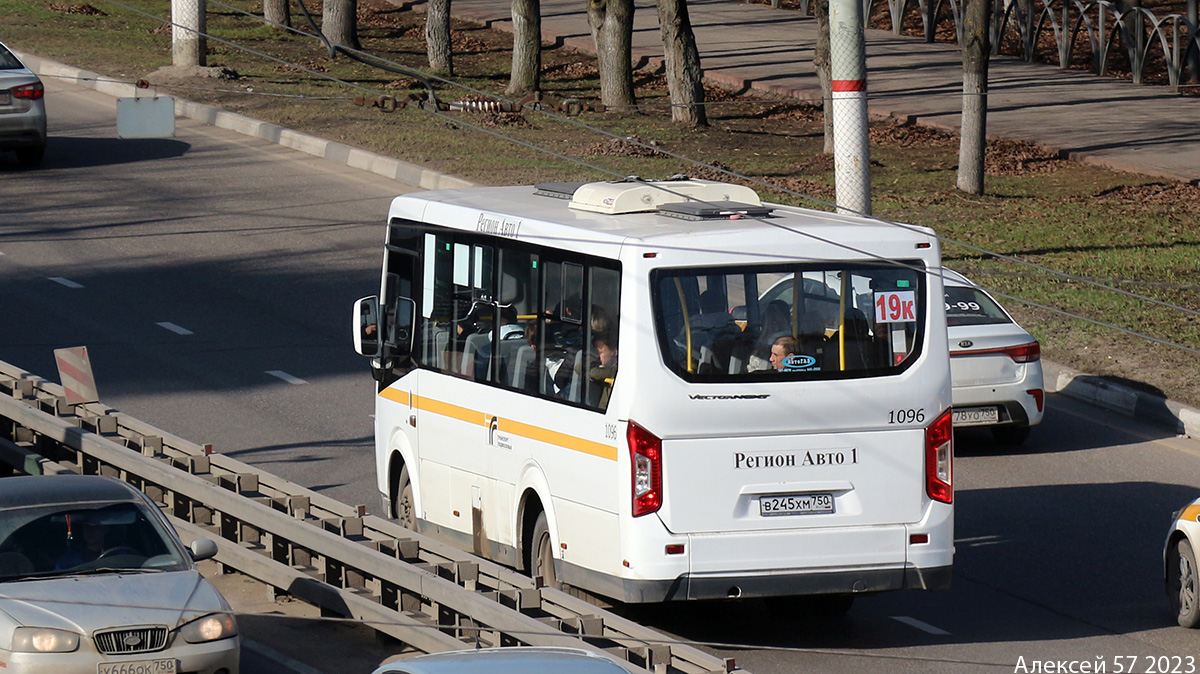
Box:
[531,512,558,590]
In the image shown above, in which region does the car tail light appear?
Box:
[1028,388,1044,412]
[1005,341,1040,363]
[628,421,662,517]
[12,82,44,100]
[925,409,953,504]
[949,341,1039,363]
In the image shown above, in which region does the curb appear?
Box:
[17,52,476,191]
[1043,361,1199,439]
[18,52,1199,440]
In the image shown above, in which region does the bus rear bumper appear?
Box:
[566,562,952,603]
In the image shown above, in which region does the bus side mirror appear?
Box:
[354,296,381,357]
[390,297,416,358]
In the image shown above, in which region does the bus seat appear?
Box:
[566,350,584,402]
[511,345,535,388]
[497,337,525,384]
[461,333,490,376]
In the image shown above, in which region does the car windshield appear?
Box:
[945,286,1011,326]
[0,46,23,70]
[652,262,926,382]
[0,501,190,581]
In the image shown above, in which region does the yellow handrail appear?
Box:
[673,278,694,373]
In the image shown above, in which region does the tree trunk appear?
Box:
[957,0,990,194]
[588,0,637,110]
[656,0,707,126]
[264,0,290,28]
[508,0,542,95]
[322,0,360,50]
[427,0,454,76]
[813,0,834,153]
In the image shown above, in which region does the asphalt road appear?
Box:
[4,75,1200,674]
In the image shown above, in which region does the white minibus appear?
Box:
[353,178,953,605]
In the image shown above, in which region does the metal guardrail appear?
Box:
[0,360,738,674]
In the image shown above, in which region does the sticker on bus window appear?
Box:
[874,290,916,323]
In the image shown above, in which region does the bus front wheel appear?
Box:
[395,466,415,530]
[531,512,558,590]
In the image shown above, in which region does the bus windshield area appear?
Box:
[653,263,926,382]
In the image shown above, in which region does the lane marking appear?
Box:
[266,370,307,385]
[891,616,951,635]
[156,321,194,336]
[242,639,328,674]
[49,276,84,288]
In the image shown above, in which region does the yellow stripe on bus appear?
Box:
[379,390,618,461]
[499,418,618,462]
[379,388,411,406]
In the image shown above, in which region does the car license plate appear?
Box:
[97,658,177,674]
[952,406,1000,426]
[0,92,10,106]
[760,492,834,516]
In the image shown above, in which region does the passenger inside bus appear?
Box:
[746,300,792,372]
[769,335,800,371]
[579,332,618,408]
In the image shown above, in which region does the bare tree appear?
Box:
[322,0,360,50]
[427,0,454,75]
[508,0,542,95]
[656,0,707,126]
[588,0,637,110]
[813,0,833,152]
[957,0,990,194]
[264,0,290,28]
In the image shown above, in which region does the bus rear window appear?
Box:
[652,263,926,382]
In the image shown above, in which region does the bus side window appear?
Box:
[582,266,620,410]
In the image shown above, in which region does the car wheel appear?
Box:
[531,511,558,589]
[1168,537,1200,628]
[395,466,415,531]
[991,424,1030,446]
[16,143,45,168]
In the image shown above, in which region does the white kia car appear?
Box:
[944,269,1044,445]
[1166,497,1200,628]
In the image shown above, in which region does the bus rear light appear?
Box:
[1028,388,1044,412]
[665,544,685,555]
[925,409,953,504]
[12,82,44,100]
[628,421,662,517]
[910,533,929,544]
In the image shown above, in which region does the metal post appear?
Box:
[171,0,206,68]
[829,0,872,216]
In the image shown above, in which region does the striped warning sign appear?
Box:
[54,346,99,405]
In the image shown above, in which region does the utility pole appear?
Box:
[829,0,870,216]
[172,0,206,68]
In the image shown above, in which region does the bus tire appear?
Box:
[531,511,558,590]
[395,465,415,531]
[1168,537,1200,628]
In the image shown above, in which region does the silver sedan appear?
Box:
[0,474,239,674]
[0,41,46,168]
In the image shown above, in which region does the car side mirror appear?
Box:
[354,296,381,357]
[190,538,218,562]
